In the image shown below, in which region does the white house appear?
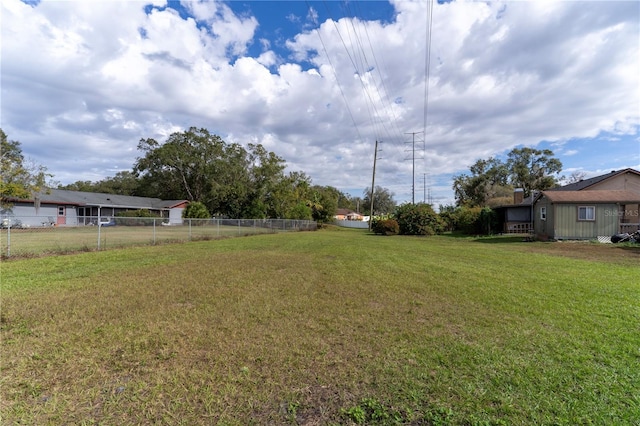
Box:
[1,189,189,227]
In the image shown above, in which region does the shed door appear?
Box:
[57,206,66,225]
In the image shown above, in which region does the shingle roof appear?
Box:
[33,189,188,210]
[551,168,640,191]
[542,190,640,203]
[336,208,357,215]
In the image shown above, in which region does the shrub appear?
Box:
[447,206,497,235]
[478,207,498,235]
[182,201,210,219]
[286,202,313,220]
[438,205,457,232]
[116,209,159,218]
[452,206,482,234]
[394,203,444,236]
[371,218,399,236]
[115,209,160,226]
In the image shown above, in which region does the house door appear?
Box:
[57,206,66,225]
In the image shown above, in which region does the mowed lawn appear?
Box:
[0,223,275,256]
[1,228,639,425]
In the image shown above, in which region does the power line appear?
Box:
[422,1,435,206]
[323,1,403,146]
[405,131,423,204]
[349,1,405,144]
[423,0,434,138]
[323,2,386,143]
[307,1,364,144]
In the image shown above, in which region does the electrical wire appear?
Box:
[423,0,434,150]
[305,1,364,144]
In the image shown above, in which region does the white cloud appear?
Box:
[1,0,638,207]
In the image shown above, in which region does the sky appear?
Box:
[2,0,639,207]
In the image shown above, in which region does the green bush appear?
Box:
[371,218,399,236]
[478,207,498,235]
[182,201,210,219]
[438,205,457,232]
[116,209,159,218]
[286,202,313,220]
[446,206,497,235]
[394,203,444,236]
[114,209,160,226]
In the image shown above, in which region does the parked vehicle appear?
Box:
[99,218,116,227]
[611,230,640,243]
[0,218,29,229]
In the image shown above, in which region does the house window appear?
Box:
[578,206,595,221]
[58,206,65,216]
[540,206,546,221]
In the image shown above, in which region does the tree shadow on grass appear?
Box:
[472,235,534,244]
[440,232,531,244]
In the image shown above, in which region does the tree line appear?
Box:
[2,127,568,232]
[1,128,397,222]
[452,147,564,208]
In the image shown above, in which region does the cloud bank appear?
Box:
[2,0,638,205]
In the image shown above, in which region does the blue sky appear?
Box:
[2,0,639,207]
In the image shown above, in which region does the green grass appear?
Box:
[1,229,639,425]
[0,224,275,257]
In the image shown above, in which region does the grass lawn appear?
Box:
[0,223,275,257]
[1,228,639,425]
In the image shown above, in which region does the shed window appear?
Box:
[578,206,595,221]
[540,206,546,221]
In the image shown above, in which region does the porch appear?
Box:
[504,222,532,234]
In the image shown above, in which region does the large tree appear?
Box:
[362,185,396,215]
[267,171,312,219]
[241,143,287,218]
[135,128,227,203]
[1,129,52,206]
[453,148,562,207]
[506,147,562,197]
[452,157,509,207]
[306,185,340,223]
[59,171,140,195]
[134,127,301,218]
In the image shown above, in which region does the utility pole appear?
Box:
[369,140,379,231]
[405,131,423,204]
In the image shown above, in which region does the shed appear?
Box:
[533,190,640,240]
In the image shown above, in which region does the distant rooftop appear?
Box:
[31,188,187,209]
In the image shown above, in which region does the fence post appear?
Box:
[189,219,192,240]
[6,224,11,257]
[153,218,156,245]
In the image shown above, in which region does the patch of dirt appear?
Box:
[293,385,346,425]
[515,241,640,266]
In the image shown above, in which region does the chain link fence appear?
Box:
[0,216,317,258]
